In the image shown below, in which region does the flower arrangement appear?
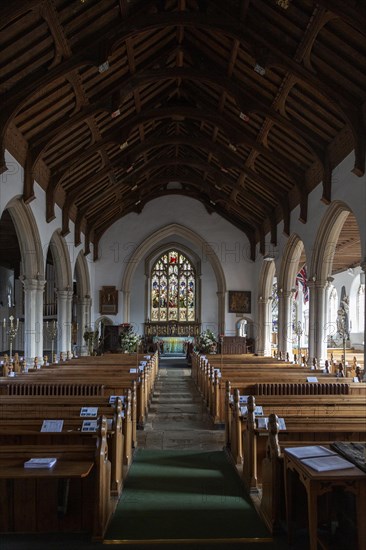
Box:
[196,329,217,354]
[119,324,141,353]
[83,328,98,355]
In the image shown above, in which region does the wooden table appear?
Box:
[284,449,366,550]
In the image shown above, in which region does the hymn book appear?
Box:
[285,445,356,472]
[41,420,64,432]
[24,457,57,469]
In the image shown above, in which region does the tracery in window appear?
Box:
[151,251,195,322]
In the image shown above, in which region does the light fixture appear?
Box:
[126,165,134,173]
[120,141,129,150]
[239,112,250,122]
[135,200,141,206]
[254,63,265,76]
[263,254,275,261]
[276,0,290,9]
[220,166,229,173]
[229,143,237,152]
[98,61,109,73]
[131,184,138,191]
[210,200,216,206]
[111,109,121,119]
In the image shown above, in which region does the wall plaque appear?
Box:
[100,286,118,315]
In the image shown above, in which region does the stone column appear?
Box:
[308,279,327,366]
[57,288,73,357]
[123,290,130,322]
[77,295,91,355]
[21,277,38,366]
[35,278,46,362]
[278,289,292,359]
[257,296,272,356]
[217,291,225,336]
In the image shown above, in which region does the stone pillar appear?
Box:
[278,289,292,359]
[123,290,130,322]
[21,277,38,366]
[35,278,46,362]
[257,296,272,356]
[308,280,327,366]
[57,288,73,356]
[217,291,225,336]
[77,295,91,355]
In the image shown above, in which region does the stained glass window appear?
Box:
[151,251,195,322]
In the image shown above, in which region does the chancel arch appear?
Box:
[121,223,226,333]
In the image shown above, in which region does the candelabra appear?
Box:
[3,315,19,363]
[293,321,303,365]
[46,320,58,362]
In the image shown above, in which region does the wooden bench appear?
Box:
[0,415,112,541]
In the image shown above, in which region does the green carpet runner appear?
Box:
[104,449,273,545]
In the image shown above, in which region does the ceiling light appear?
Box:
[210,200,216,206]
[135,200,141,205]
[126,165,134,173]
[131,184,138,191]
[98,61,109,73]
[120,141,129,150]
[220,167,229,173]
[276,0,290,9]
[214,184,222,190]
[229,144,237,152]
[254,63,265,76]
[111,109,121,118]
[239,112,250,122]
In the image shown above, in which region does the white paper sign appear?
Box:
[81,420,98,432]
[307,376,318,383]
[41,419,64,432]
[80,407,98,417]
[109,395,126,404]
[129,368,137,373]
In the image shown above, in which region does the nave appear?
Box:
[1,357,306,550]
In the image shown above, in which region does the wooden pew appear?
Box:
[0,394,130,494]
[0,416,112,541]
[239,395,366,496]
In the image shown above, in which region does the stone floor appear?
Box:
[137,357,225,451]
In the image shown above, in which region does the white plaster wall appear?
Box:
[94,195,255,334]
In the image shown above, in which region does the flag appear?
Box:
[295,265,308,304]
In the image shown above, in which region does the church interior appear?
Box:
[0,1,365,548]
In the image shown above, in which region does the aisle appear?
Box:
[137,357,225,451]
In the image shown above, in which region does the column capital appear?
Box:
[20,277,39,292]
[57,288,73,299]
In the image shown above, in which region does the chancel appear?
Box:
[0,1,365,548]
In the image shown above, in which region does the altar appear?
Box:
[154,336,193,355]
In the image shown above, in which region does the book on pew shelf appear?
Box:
[301,455,356,472]
[80,407,98,417]
[285,445,337,459]
[129,368,137,373]
[24,457,57,469]
[41,419,64,432]
[81,419,98,432]
[239,395,249,403]
[307,376,318,383]
[109,395,126,404]
[257,417,286,430]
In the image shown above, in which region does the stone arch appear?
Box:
[5,197,43,279]
[121,223,226,331]
[257,258,277,356]
[309,200,356,281]
[74,250,91,298]
[48,230,72,290]
[308,201,361,365]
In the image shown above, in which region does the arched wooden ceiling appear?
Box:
[1,0,365,261]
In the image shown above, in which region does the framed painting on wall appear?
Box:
[99,286,118,315]
[228,291,251,314]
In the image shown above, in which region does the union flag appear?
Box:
[295,265,309,304]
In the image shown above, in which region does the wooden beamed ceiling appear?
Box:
[1,0,365,261]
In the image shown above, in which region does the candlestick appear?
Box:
[4,315,19,364]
